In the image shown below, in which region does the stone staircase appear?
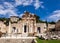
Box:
[21,33,28,37]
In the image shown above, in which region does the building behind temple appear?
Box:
[0,12,56,37]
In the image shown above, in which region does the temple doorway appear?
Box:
[24,25,27,33]
[37,27,40,33]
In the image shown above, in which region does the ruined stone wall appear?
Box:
[36,23,47,33]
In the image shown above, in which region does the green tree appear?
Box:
[34,15,46,23]
[48,21,56,24]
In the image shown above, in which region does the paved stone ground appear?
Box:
[0,39,34,43]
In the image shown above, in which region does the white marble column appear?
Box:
[35,23,37,32]
[8,21,11,36]
[22,23,24,33]
[9,22,10,33]
[30,24,33,33]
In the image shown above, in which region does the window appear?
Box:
[24,25,27,33]
[37,27,40,33]
[12,27,16,32]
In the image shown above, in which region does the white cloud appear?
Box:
[0,2,18,17]
[4,2,14,9]
[0,9,18,16]
[6,10,18,16]
[0,0,44,18]
[15,0,23,6]
[15,0,33,6]
[34,0,44,9]
[0,5,4,10]
[19,13,24,17]
[15,0,44,9]
[48,10,60,22]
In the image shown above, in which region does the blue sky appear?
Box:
[0,0,60,22]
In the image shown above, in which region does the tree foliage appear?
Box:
[0,15,56,24]
[4,18,10,26]
[0,18,7,21]
[48,21,56,24]
[35,15,56,24]
[0,18,10,26]
[35,15,46,23]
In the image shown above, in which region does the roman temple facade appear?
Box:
[0,12,55,37]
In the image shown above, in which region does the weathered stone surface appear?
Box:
[0,39,33,43]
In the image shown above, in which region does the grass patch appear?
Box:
[36,38,60,43]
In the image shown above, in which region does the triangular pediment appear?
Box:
[22,11,36,18]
